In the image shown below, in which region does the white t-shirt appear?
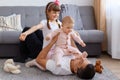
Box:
[46,56,74,75]
[40,20,61,48]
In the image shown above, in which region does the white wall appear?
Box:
[0,0,93,6]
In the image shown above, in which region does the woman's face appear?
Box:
[47,10,60,21]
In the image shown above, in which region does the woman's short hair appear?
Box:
[77,64,95,79]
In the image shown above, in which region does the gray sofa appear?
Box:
[0,4,104,58]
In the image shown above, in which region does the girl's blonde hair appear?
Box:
[45,2,61,29]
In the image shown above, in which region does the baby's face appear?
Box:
[62,23,74,34]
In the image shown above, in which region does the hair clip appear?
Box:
[54,0,60,5]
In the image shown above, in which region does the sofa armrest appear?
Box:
[76,30,104,43]
[0,31,21,44]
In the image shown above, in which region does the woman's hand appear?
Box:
[19,33,27,41]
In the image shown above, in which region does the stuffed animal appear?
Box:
[94,59,103,73]
[3,59,21,74]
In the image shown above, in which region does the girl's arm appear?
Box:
[23,23,43,36]
[19,23,43,41]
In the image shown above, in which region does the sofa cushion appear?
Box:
[0,14,23,31]
[0,31,21,44]
[0,7,26,29]
[61,4,84,30]
[76,30,104,43]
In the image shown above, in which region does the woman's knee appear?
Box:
[22,27,30,32]
[35,30,44,41]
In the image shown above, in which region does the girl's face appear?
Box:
[47,10,60,21]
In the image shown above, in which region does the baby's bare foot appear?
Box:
[82,51,88,58]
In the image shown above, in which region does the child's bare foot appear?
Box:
[82,51,88,58]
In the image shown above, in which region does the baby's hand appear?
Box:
[80,40,86,47]
[46,36,50,41]
[19,33,27,41]
[82,43,86,47]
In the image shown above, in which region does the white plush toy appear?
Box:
[3,59,21,74]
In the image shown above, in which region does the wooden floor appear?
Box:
[97,52,120,79]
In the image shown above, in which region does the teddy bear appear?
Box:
[3,59,21,74]
[94,59,103,74]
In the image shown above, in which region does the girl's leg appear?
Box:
[24,29,44,69]
[14,27,30,63]
[20,27,30,58]
[22,27,43,59]
[14,27,43,63]
[35,30,44,42]
[26,32,43,58]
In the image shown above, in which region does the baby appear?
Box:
[46,16,87,66]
